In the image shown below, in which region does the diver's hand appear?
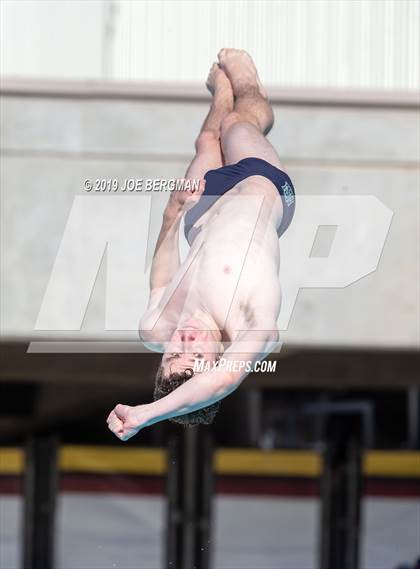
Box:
[106,404,150,441]
[166,178,205,215]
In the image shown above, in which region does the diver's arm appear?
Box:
[149,179,204,290]
[139,181,204,348]
[149,203,183,291]
[138,208,180,346]
[107,328,279,440]
[145,329,279,424]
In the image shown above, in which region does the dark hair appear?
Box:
[153,365,220,426]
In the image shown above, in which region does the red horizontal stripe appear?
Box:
[364,478,420,497]
[1,474,418,498]
[61,474,165,494]
[0,476,23,494]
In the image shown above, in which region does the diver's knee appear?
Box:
[221,112,259,139]
[195,130,220,153]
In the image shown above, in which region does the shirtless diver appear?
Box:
[107,49,295,441]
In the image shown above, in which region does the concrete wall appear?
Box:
[1,88,419,349]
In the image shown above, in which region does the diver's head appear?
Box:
[154,321,223,425]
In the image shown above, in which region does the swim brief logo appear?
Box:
[281,181,295,207]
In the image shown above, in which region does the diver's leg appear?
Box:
[184,63,234,179]
[218,48,283,169]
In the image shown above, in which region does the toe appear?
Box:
[218,48,228,61]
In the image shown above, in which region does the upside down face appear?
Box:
[161,321,222,377]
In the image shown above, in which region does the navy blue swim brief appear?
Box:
[184,157,296,244]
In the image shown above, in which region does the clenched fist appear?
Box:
[166,177,206,213]
[106,404,150,441]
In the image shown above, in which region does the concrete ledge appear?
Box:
[1,341,419,389]
[1,77,419,108]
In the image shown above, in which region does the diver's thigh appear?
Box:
[221,120,284,169]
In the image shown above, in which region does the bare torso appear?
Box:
[150,175,284,346]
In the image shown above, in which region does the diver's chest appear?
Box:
[188,247,261,307]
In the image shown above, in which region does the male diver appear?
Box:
[107,49,295,440]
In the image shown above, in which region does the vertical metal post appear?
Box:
[23,433,59,569]
[319,412,363,569]
[407,387,419,449]
[166,426,213,569]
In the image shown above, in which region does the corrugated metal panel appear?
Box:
[0,0,106,79]
[111,0,419,90]
[0,0,418,90]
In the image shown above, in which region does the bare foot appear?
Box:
[217,48,267,99]
[206,62,234,106]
